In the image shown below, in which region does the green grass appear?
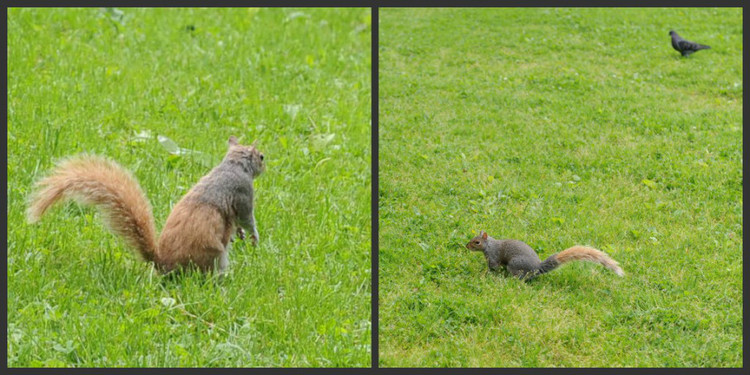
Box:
[8,8,370,367]
[379,8,741,367]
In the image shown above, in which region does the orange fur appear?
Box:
[156,200,233,272]
[27,155,158,262]
[556,246,624,276]
[27,137,264,274]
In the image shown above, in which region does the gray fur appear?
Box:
[218,243,230,272]
[466,230,622,281]
[26,135,266,274]
[538,254,560,275]
[483,238,544,280]
[189,139,264,246]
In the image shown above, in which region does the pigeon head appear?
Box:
[669,30,676,36]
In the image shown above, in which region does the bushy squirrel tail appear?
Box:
[538,246,624,277]
[27,155,159,262]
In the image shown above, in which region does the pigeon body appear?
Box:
[670,30,711,56]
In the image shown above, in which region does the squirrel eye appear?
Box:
[260,154,264,161]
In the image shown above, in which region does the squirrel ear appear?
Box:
[481,231,488,240]
[228,136,238,146]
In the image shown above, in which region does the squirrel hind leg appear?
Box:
[510,268,539,281]
[507,260,540,281]
[217,250,229,273]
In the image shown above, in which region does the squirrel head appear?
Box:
[465,230,489,251]
[226,135,265,177]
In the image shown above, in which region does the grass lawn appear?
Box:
[379,8,742,367]
[8,8,371,367]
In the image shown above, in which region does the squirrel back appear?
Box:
[27,136,265,273]
[466,230,624,280]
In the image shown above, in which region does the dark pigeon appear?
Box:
[670,30,711,57]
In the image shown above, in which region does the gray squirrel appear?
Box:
[466,230,624,280]
[27,136,265,274]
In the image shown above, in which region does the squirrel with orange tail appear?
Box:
[466,230,624,281]
[26,136,265,274]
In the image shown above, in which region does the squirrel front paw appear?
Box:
[236,227,246,241]
[251,229,259,246]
